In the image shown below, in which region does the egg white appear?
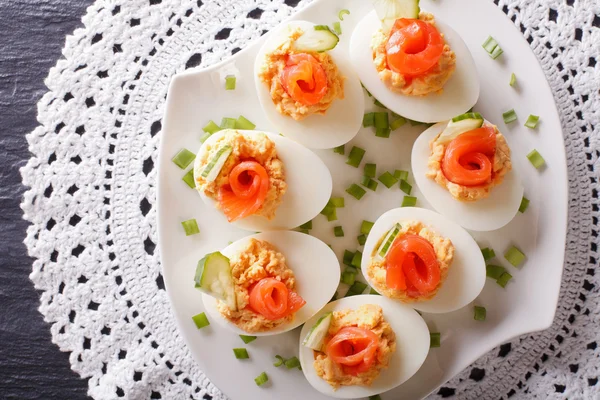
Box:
[361,207,486,314]
[298,294,430,398]
[254,20,364,149]
[194,129,332,231]
[201,231,340,336]
[349,10,479,123]
[412,122,524,231]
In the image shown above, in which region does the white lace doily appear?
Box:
[21,0,599,399]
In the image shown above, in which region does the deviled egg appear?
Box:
[299,294,429,398]
[255,21,364,149]
[193,129,332,231]
[349,0,479,123]
[412,113,524,231]
[361,207,486,313]
[199,231,340,336]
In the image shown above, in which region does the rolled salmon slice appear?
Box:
[248,277,306,320]
[218,160,270,222]
[325,326,380,376]
[280,53,328,106]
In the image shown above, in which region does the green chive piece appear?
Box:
[333,21,342,35]
[486,265,506,280]
[199,131,212,143]
[496,272,513,288]
[334,226,344,237]
[182,169,195,188]
[254,372,269,386]
[344,265,358,274]
[378,172,398,188]
[361,175,371,187]
[525,115,540,129]
[346,146,366,168]
[369,395,382,400]
[482,36,498,53]
[375,127,391,138]
[399,180,412,195]
[220,117,237,129]
[333,145,345,155]
[236,115,256,130]
[343,250,354,266]
[346,281,368,297]
[361,220,374,235]
[502,109,518,124]
[364,163,376,178]
[504,246,526,267]
[527,149,546,169]
[341,270,356,285]
[273,355,285,367]
[430,332,441,348]
[351,251,362,268]
[519,196,530,213]
[330,197,345,208]
[374,112,389,129]
[357,234,367,246]
[401,196,417,207]
[192,312,210,329]
[509,73,517,87]
[326,207,338,222]
[203,120,221,134]
[481,247,496,261]
[490,46,503,59]
[181,219,200,236]
[284,356,301,369]
[370,288,381,295]
[225,75,236,90]
[346,184,366,200]
[364,178,378,191]
[338,9,350,20]
[233,348,249,359]
[172,149,196,169]
[363,112,375,128]
[391,116,407,130]
[374,99,387,109]
[239,335,257,344]
[394,170,409,181]
[474,306,487,321]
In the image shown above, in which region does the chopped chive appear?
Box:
[220,117,237,129]
[362,175,371,186]
[509,73,517,87]
[374,99,387,109]
[299,220,313,230]
[225,75,236,90]
[504,246,526,267]
[346,146,366,168]
[333,21,342,35]
[490,46,503,59]
[338,9,350,20]
[254,372,268,386]
[199,131,212,143]
[474,306,487,321]
[369,395,382,400]
[370,288,381,295]
[351,251,362,268]
[374,112,389,129]
[273,355,285,367]
[401,196,417,207]
[430,332,441,348]
[326,207,337,221]
[481,247,496,261]
[172,149,196,170]
[525,114,540,129]
[344,265,358,274]
[482,36,498,53]
[519,196,530,213]
[192,312,209,329]
[182,169,195,188]
[357,234,367,246]
[391,116,407,130]
[361,177,378,191]
[341,270,356,285]
[334,226,344,237]
[502,109,518,124]
[394,170,409,181]
[285,356,301,369]
[496,272,513,288]
[486,264,506,280]
[203,120,221,134]
[236,115,256,130]
[527,149,546,169]
[233,348,249,359]
[399,180,412,195]
[378,172,398,188]
[346,281,368,296]
[330,197,345,208]
[364,163,376,178]
[363,112,375,127]
[361,220,374,235]
[375,127,391,138]
[239,335,257,344]
[181,219,200,236]
[346,184,366,200]
[343,250,354,266]
[333,145,345,155]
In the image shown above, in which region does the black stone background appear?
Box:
[0,1,92,399]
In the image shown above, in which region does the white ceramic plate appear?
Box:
[158,0,568,399]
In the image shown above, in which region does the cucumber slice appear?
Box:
[436,113,484,145]
[201,144,232,182]
[376,223,402,258]
[302,312,333,351]
[294,26,339,53]
[373,0,421,31]
[194,251,237,310]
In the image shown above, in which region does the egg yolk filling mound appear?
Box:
[195,130,287,221]
[372,12,456,96]
[367,220,454,302]
[313,304,396,389]
[217,238,305,333]
[427,124,512,201]
[259,28,345,121]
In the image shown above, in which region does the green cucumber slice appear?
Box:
[294,26,339,52]
[201,144,232,182]
[436,113,484,145]
[194,251,237,310]
[377,223,402,257]
[302,312,333,351]
[373,0,421,31]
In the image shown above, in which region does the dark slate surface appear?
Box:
[0,1,92,399]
